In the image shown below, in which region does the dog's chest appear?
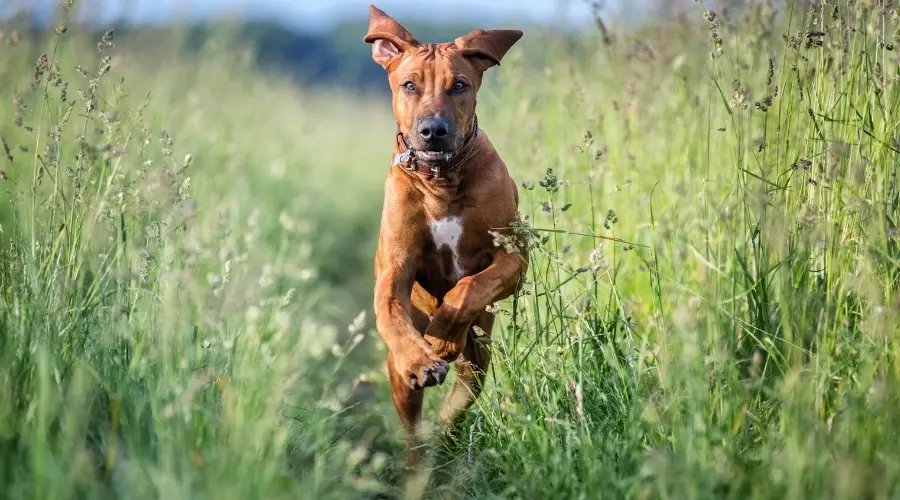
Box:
[428,216,465,281]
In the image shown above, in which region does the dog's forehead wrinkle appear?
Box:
[402,44,465,76]
[411,43,438,62]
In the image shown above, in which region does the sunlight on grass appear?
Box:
[1,1,899,499]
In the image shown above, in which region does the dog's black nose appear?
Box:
[418,117,449,142]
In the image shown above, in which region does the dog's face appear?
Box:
[364,6,522,163]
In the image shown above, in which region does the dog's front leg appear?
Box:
[424,251,526,361]
[376,260,453,466]
[375,265,450,390]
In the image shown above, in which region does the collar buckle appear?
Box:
[393,149,413,168]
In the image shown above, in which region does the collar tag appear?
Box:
[393,149,412,168]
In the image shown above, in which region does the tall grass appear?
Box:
[0,7,394,498]
[1,1,899,499]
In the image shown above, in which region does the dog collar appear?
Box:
[393,116,479,176]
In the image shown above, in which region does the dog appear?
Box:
[365,5,528,466]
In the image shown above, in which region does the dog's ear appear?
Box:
[455,29,523,72]
[364,5,419,70]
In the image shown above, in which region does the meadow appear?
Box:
[1,1,900,498]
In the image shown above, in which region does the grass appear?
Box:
[1,1,900,498]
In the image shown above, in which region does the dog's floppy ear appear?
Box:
[364,5,419,70]
[455,29,523,72]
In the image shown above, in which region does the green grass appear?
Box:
[2,1,900,498]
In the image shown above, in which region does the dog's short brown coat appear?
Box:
[365,5,527,465]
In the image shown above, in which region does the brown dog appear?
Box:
[364,6,527,465]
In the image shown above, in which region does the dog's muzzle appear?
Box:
[393,116,479,177]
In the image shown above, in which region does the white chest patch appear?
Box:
[429,216,464,280]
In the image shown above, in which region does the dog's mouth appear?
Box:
[414,150,454,164]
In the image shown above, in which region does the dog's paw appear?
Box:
[410,360,449,390]
[397,350,449,390]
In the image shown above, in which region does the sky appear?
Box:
[1,0,618,32]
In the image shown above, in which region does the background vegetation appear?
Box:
[1,0,900,498]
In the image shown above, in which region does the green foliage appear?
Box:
[1,1,900,499]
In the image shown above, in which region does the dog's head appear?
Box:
[364,5,522,165]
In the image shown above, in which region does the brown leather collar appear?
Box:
[393,116,479,177]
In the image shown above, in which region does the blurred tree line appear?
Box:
[2,6,564,96]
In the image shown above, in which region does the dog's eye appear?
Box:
[402,81,417,93]
[452,80,468,92]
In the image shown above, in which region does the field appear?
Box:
[2,1,900,498]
